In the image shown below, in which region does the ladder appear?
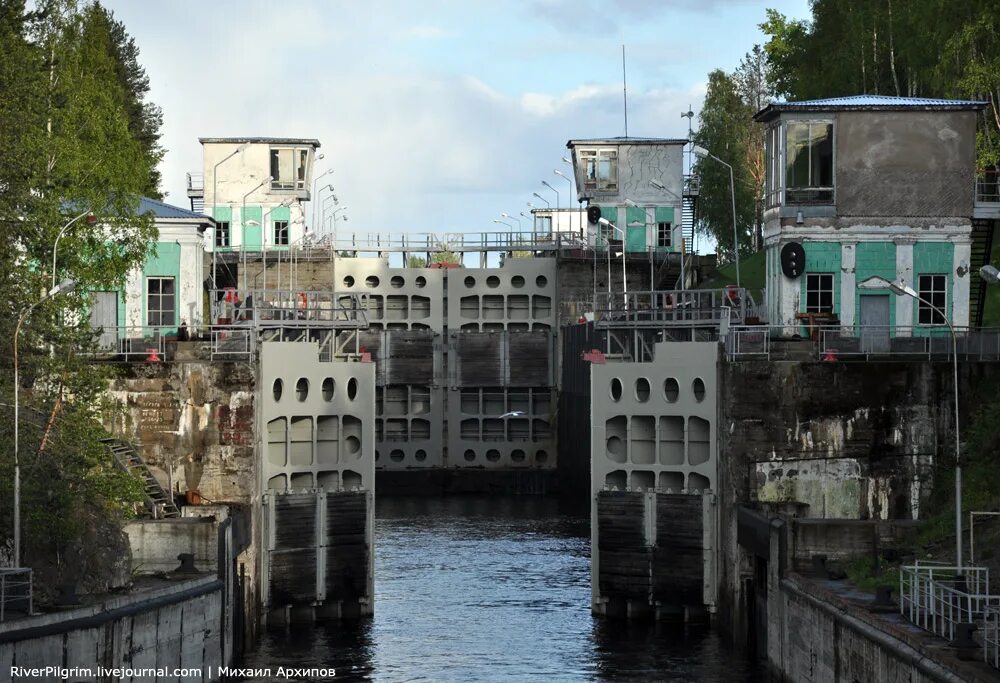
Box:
[969,218,995,328]
[102,438,180,519]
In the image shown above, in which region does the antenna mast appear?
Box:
[621,44,628,137]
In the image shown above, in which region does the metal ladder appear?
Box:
[102,438,180,519]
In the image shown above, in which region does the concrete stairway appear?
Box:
[102,438,180,519]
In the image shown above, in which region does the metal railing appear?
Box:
[594,288,748,329]
[985,606,1000,669]
[819,326,1000,360]
[210,327,254,361]
[253,229,591,255]
[726,325,771,360]
[88,325,170,359]
[186,172,204,192]
[900,562,997,643]
[0,568,32,621]
[977,170,999,204]
[210,289,370,329]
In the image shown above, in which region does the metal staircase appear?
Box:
[970,218,996,328]
[102,438,180,519]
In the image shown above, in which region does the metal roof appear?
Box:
[198,137,321,147]
[567,136,688,147]
[755,95,986,121]
[138,196,213,223]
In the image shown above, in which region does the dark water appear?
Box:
[245,496,761,682]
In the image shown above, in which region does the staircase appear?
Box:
[654,188,698,289]
[102,438,180,519]
[970,218,995,328]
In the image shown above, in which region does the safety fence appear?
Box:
[0,568,32,621]
[594,288,749,329]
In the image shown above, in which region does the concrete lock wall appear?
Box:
[125,518,219,574]
[0,577,224,683]
[258,342,375,619]
[590,341,719,618]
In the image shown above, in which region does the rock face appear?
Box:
[715,357,1000,645]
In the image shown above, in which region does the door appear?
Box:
[243,206,263,251]
[90,291,118,349]
[860,294,890,353]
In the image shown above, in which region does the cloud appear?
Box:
[404,25,453,40]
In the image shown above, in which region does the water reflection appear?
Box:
[244,496,759,682]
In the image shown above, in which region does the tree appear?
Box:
[0,0,157,585]
[407,255,427,268]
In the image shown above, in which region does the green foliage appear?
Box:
[845,555,900,590]
[431,250,461,265]
[0,0,158,568]
[407,255,427,268]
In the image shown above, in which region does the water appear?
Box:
[244,496,761,682]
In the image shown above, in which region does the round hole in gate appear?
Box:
[535,450,548,464]
[415,276,427,288]
[415,449,427,462]
[375,450,381,461]
[664,377,679,402]
[345,435,361,455]
[295,378,308,402]
[464,276,476,288]
[390,449,404,462]
[343,275,355,288]
[692,377,706,402]
[535,275,548,288]
[322,378,335,401]
[390,275,404,288]
[464,449,476,462]
[486,449,501,462]
[486,275,500,288]
[511,275,525,288]
[635,378,650,402]
[365,275,380,288]
[511,449,526,463]
[610,378,623,402]
[347,378,358,400]
[272,378,283,402]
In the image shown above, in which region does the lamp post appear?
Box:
[212,143,249,292]
[554,170,573,234]
[51,210,95,290]
[692,145,739,289]
[541,180,560,218]
[242,176,272,293]
[320,192,339,233]
[310,155,329,232]
[256,198,293,291]
[13,278,77,567]
[531,194,550,209]
[598,217,628,311]
[493,218,514,230]
[859,275,962,570]
[329,206,348,249]
[500,213,521,230]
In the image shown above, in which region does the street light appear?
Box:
[541,180,560,215]
[242,176,273,292]
[493,218,514,230]
[212,143,249,291]
[649,178,682,202]
[692,145,740,289]
[531,193,550,209]
[980,265,1000,284]
[13,278,77,567]
[859,275,963,570]
[52,210,95,290]
[500,213,521,230]
[311,169,334,233]
[554,169,573,234]
[598,217,628,310]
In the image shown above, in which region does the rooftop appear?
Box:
[755,94,986,121]
[567,136,689,147]
[198,137,321,147]
[138,196,213,223]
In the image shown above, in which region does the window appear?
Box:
[269,147,310,190]
[147,277,176,327]
[580,149,618,191]
[764,123,783,208]
[536,215,552,234]
[274,220,289,246]
[805,273,834,313]
[657,222,672,248]
[215,221,230,248]
[918,275,947,325]
[785,121,833,204]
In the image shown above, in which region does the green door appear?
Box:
[243,206,263,251]
[625,206,647,252]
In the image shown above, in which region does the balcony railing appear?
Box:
[977,170,1000,204]
[594,288,749,329]
[0,568,32,621]
[186,172,204,193]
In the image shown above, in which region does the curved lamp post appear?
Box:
[500,213,521,230]
[52,210,95,290]
[212,144,249,290]
[859,275,962,571]
[13,278,77,567]
[692,145,739,289]
[242,176,272,292]
[554,170,573,234]
[598,217,628,311]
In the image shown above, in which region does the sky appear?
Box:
[102,0,810,237]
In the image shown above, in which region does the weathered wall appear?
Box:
[716,358,1000,646]
[0,576,224,683]
[125,518,219,574]
[837,110,977,218]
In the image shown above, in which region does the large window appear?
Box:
[215,221,230,248]
[269,147,310,190]
[535,215,552,234]
[917,274,947,325]
[785,121,834,204]
[764,124,783,208]
[805,273,835,313]
[657,222,672,248]
[274,220,289,246]
[147,277,176,327]
[580,149,618,191]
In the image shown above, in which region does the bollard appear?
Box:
[953,622,979,660]
[174,553,198,574]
